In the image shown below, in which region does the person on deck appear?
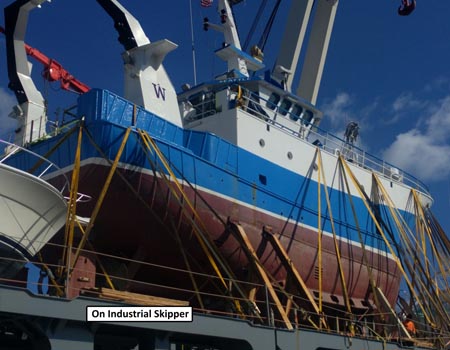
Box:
[398,0,416,16]
[403,314,417,336]
[344,122,359,144]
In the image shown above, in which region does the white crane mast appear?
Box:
[273,0,338,105]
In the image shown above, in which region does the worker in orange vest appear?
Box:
[403,314,417,336]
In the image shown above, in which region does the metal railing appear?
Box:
[0,138,70,195]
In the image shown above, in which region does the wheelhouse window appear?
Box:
[183,91,216,122]
[301,109,314,126]
[266,92,280,110]
[279,99,292,116]
[290,104,303,121]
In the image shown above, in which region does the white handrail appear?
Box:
[0,139,70,195]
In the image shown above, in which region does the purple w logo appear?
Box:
[152,83,166,101]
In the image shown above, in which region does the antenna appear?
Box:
[189,0,198,86]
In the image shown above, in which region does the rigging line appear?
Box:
[429,210,450,255]
[374,186,439,313]
[279,152,317,243]
[258,0,282,52]
[169,211,205,309]
[426,214,450,259]
[242,0,268,51]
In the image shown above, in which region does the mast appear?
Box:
[272,0,314,91]
[97,0,182,126]
[296,0,338,105]
[204,0,264,78]
[273,0,338,105]
[4,0,50,146]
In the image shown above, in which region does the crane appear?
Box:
[0,26,90,94]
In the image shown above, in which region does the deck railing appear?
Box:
[0,138,70,195]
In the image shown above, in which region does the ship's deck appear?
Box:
[0,284,433,350]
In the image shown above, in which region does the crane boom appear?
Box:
[0,26,90,94]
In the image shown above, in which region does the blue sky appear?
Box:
[1,0,450,235]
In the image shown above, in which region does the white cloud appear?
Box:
[383,96,450,182]
[321,92,353,126]
[0,87,17,141]
[0,88,17,141]
[423,76,450,93]
[392,92,420,112]
[321,92,375,151]
[423,96,450,142]
[382,92,427,126]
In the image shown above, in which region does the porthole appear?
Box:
[259,139,265,147]
[287,152,293,160]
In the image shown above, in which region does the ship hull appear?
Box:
[58,160,401,306]
[7,89,406,307]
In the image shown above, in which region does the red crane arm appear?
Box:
[0,26,90,94]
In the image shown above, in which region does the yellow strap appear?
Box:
[317,149,352,315]
[316,149,323,314]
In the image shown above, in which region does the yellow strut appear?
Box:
[61,125,83,279]
[317,150,352,315]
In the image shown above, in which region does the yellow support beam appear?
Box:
[228,221,293,330]
[316,149,323,315]
[262,227,328,330]
[61,125,83,279]
[374,287,412,339]
[317,149,352,316]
